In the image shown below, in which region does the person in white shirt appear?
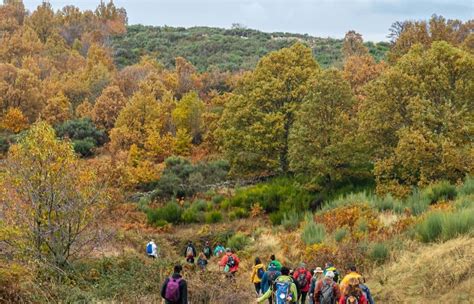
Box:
[146,239,158,258]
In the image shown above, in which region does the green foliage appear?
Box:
[334,227,349,243]
[357,218,369,233]
[153,156,229,199]
[55,118,106,157]
[458,176,474,196]
[181,207,200,224]
[373,194,403,212]
[226,232,250,251]
[205,210,223,224]
[228,177,315,215]
[228,207,248,220]
[368,243,390,264]
[281,211,302,231]
[146,201,183,225]
[415,209,474,243]
[422,181,457,204]
[112,25,388,71]
[406,190,430,216]
[301,215,326,245]
[212,195,224,205]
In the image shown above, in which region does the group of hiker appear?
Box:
[151,240,374,304]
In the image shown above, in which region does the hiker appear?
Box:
[314,271,341,304]
[261,264,281,304]
[309,267,325,304]
[184,241,197,264]
[197,252,208,271]
[213,243,225,257]
[203,241,212,259]
[340,265,364,289]
[219,248,240,277]
[338,277,368,304]
[324,262,340,283]
[293,263,312,304]
[268,254,282,271]
[257,266,298,304]
[251,257,266,296]
[161,264,188,304]
[359,283,375,304]
[146,239,158,259]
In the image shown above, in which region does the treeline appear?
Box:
[0,0,473,196]
[112,24,390,71]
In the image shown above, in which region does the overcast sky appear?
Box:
[23,0,473,41]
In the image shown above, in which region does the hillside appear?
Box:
[111,25,390,71]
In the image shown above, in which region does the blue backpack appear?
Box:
[274,281,292,304]
[257,267,265,279]
[146,243,153,254]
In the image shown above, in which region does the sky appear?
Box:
[23,0,473,41]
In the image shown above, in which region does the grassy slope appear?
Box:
[111,25,390,71]
[368,237,474,303]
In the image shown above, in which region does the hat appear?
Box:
[325,271,335,278]
[226,248,231,252]
[314,267,323,273]
[299,262,306,268]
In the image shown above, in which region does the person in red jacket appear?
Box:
[314,271,341,304]
[293,262,313,304]
[219,248,240,277]
[338,278,368,304]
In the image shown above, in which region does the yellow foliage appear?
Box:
[0,107,28,133]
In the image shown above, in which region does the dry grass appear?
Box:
[368,237,474,303]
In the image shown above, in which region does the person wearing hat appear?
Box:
[314,271,341,304]
[309,267,324,304]
[293,262,312,304]
[338,277,368,304]
[219,248,240,277]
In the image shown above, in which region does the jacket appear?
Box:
[213,245,225,256]
[161,273,188,304]
[339,294,368,304]
[268,260,282,271]
[251,263,266,283]
[261,269,282,293]
[258,275,298,303]
[183,244,196,258]
[314,278,341,304]
[219,252,240,273]
[293,268,313,292]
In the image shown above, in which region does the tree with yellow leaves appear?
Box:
[172,91,204,144]
[42,92,72,125]
[92,85,126,130]
[0,107,28,133]
[2,122,107,267]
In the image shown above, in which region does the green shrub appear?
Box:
[301,216,326,245]
[212,195,225,204]
[458,176,474,196]
[205,211,223,223]
[422,181,457,203]
[146,201,183,225]
[416,212,444,243]
[281,211,302,231]
[229,207,249,220]
[373,194,402,212]
[323,192,372,211]
[441,208,474,241]
[334,227,348,243]
[192,200,208,212]
[55,118,106,157]
[269,212,284,225]
[369,243,389,264]
[226,232,250,251]
[181,208,200,223]
[454,195,474,210]
[406,190,430,216]
[72,138,97,157]
[356,218,369,233]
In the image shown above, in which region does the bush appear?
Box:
[458,176,474,196]
[323,192,372,211]
[416,212,444,243]
[422,181,457,203]
[226,232,250,251]
[192,200,208,212]
[356,218,369,233]
[334,227,348,243]
[301,215,326,245]
[281,211,302,231]
[406,190,430,216]
[454,195,474,210]
[229,207,249,220]
[369,242,389,264]
[269,212,284,225]
[373,194,402,212]
[55,119,106,157]
[181,208,201,223]
[440,208,474,241]
[212,195,225,204]
[146,201,183,225]
[205,211,223,223]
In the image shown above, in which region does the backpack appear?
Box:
[360,284,373,304]
[146,243,153,255]
[257,267,265,279]
[296,271,308,289]
[186,246,194,258]
[268,270,279,284]
[345,295,360,304]
[319,280,335,304]
[204,246,210,256]
[226,255,236,268]
[274,281,292,304]
[165,277,182,302]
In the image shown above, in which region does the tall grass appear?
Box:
[422,181,457,203]
[406,190,430,216]
[416,208,474,243]
[368,242,390,264]
[301,214,326,245]
[227,232,250,251]
[281,211,303,231]
[458,175,474,196]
